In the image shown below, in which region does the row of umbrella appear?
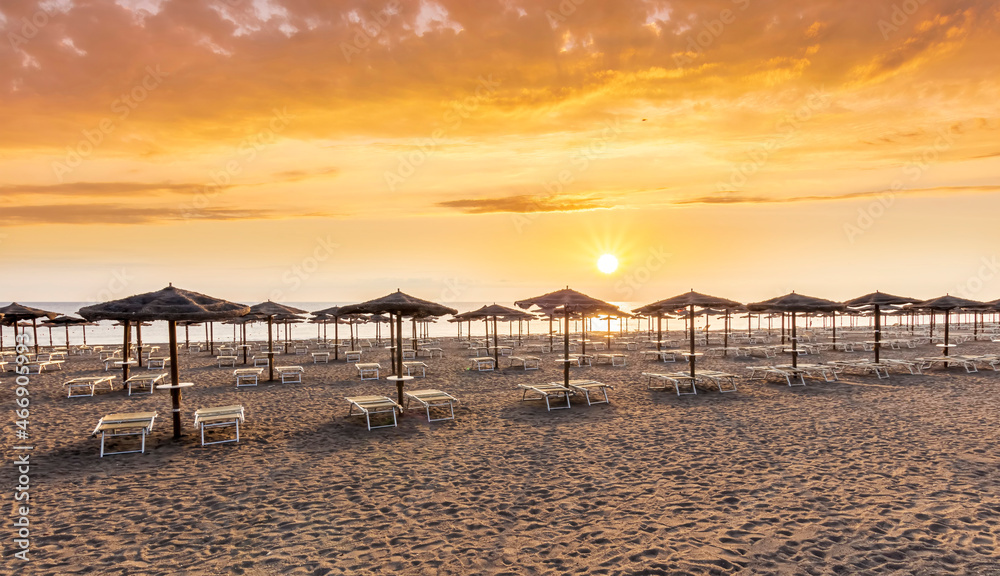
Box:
[2,285,991,442]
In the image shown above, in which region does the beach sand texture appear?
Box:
[5,336,1000,575]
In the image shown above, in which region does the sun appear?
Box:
[597,254,618,274]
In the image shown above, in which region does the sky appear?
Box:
[1,0,999,306]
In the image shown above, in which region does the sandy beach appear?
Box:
[6,335,1000,575]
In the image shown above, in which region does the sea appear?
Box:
[1,301,909,348]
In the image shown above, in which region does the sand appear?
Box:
[4,334,1000,575]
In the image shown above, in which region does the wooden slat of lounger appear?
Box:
[196,405,244,418]
[405,389,456,404]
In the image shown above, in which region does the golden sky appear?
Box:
[2,0,999,303]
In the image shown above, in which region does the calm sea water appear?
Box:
[7,301,918,347]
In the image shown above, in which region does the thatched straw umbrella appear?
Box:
[516,288,620,388]
[312,306,345,359]
[337,291,457,406]
[634,291,742,379]
[44,315,89,350]
[0,303,59,354]
[248,301,307,381]
[910,294,986,357]
[224,314,262,364]
[368,314,390,345]
[79,285,249,438]
[843,291,920,363]
[747,292,844,368]
[461,304,532,368]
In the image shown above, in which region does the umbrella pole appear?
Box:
[335,318,340,361]
[209,322,214,355]
[493,315,499,369]
[657,314,662,351]
[388,317,394,374]
[832,313,837,344]
[395,312,404,405]
[185,325,189,349]
[724,311,729,356]
[564,308,570,388]
[65,325,70,350]
[874,304,881,364]
[136,323,144,368]
[781,313,786,345]
[122,319,131,382]
[607,316,612,350]
[689,304,696,380]
[792,312,798,368]
[83,325,87,346]
[549,317,554,350]
[243,324,248,364]
[168,320,183,439]
[32,318,39,355]
[267,316,275,382]
[944,309,950,357]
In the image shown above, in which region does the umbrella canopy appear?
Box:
[338,290,458,405]
[911,294,986,356]
[634,290,742,379]
[516,287,620,387]
[249,301,307,380]
[747,292,845,367]
[844,291,920,362]
[79,285,249,438]
[0,302,59,354]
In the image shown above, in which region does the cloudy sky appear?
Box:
[1,0,998,304]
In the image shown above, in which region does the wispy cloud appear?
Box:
[436,194,611,214]
[675,186,1000,206]
[0,181,204,197]
[1,204,337,225]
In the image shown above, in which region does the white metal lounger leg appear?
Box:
[547,391,571,411]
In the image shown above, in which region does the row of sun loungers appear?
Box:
[642,371,739,395]
[345,389,460,429]
[516,380,615,410]
[93,405,246,456]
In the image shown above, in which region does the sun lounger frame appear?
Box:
[518,383,573,410]
[193,405,245,446]
[404,389,458,422]
[346,395,401,430]
[92,412,157,457]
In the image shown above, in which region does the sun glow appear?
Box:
[597,254,619,274]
